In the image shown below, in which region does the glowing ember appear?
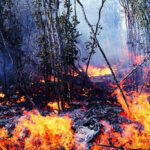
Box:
[17,96,26,103]
[40,76,58,83]
[0,93,5,98]
[0,110,74,150]
[47,102,60,111]
[47,101,70,111]
[40,79,45,83]
[83,65,112,77]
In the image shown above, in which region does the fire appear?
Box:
[92,88,150,149]
[0,110,75,150]
[123,49,144,65]
[0,93,5,98]
[17,96,26,103]
[47,101,59,110]
[0,93,5,106]
[40,76,58,83]
[40,79,45,83]
[47,101,70,111]
[83,65,112,77]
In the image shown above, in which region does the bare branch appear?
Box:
[81,0,106,90]
[77,0,129,110]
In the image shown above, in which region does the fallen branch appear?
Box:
[120,54,150,84]
[77,0,129,110]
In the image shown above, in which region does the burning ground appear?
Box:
[0,64,150,150]
[0,0,150,149]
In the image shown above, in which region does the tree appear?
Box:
[0,0,25,94]
[120,0,150,54]
[120,0,150,92]
[32,0,80,110]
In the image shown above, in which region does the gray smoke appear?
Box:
[75,0,129,67]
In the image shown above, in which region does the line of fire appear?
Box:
[0,0,150,149]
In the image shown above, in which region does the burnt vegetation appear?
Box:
[0,0,150,149]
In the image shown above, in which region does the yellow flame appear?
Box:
[0,110,75,150]
[92,89,150,149]
[83,65,112,77]
[0,93,5,98]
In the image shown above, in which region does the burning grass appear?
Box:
[0,110,74,150]
[0,64,150,149]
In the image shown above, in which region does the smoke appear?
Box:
[0,0,129,85]
[75,0,129,67]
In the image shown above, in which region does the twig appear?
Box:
[77,0,129,110]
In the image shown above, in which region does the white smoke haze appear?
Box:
[18,0,130,68]
[75,0,129,67]
[0,0,130,80]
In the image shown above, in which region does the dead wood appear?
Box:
[120,54,150,84]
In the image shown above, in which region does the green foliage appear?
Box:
[32,0,52,76]
[121,0,150,53]
[58,14,80,64]
[32,0,81,76]
[31,0,81,108]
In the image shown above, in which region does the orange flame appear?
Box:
[0,93,5,98]
[47,101,70,111]
[83,65,112,77]
[0,110,75,150]
[92,88,150,149]
[17,96,26,103]
[40,76,58,83]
